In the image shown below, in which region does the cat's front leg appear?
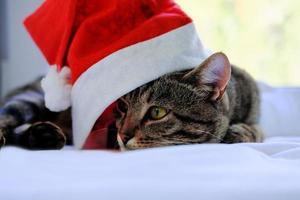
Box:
[24,122,67,150]
[0,128,6,147]
[222,123,264,143]
[0,119,66,149]
[9,122,67,150]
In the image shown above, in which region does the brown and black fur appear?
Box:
[0,78,71,149]
[0,52,263,150]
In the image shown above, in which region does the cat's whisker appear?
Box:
[195,130,225,142]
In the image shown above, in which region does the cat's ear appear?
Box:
[183,52,231,101]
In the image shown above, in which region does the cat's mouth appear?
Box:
[116,134,143,151]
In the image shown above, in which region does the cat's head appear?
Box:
[115,52,231,150]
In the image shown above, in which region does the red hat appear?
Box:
[24,0,210,149]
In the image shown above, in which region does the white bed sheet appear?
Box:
[1,137,300,200]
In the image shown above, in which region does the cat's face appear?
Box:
[115,53,231,150]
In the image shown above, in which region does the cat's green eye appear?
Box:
[149,106,168,120]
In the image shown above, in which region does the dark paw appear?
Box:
[27,122,66,150]
[0,131,5,147]
[223,124,257,143]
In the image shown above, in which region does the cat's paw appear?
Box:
[27,122,66,150]
[0,129,6,147]
[223,123,263,143]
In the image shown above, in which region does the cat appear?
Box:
[0,52,263,150]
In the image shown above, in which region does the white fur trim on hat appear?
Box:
[41,66,72,112]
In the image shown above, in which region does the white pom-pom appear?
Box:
[41,66,72,112]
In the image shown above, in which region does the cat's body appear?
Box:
[0,53,263,150]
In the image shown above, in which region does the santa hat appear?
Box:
[24,0,210,149]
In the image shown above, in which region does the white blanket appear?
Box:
[1,84,300,200]
[1,138,300,200]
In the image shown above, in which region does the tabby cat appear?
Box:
[0,53,263,150]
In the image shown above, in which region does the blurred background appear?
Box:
[0,0,46,97]
[0,0,300,97]
[177,0,300,86]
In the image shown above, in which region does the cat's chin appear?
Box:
[117,135,151,151]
